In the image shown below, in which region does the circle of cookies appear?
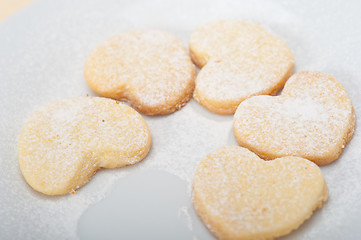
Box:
[17,20,356,240]
[18,97,151,195]
[193,146,328,240]
[233,71,355,165]
[190,20,294,114]
[84,30,196,115]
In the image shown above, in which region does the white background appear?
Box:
[1,0,361,239]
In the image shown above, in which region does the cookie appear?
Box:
[193,146,328,240]
[189,20,294,114]
[84,30,196,115]
[233,71,355,165]
[18,97,151,195]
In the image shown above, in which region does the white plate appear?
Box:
[1,0,361,239]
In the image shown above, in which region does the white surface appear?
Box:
[0,0,361,239]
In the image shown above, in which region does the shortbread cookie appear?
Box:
[84,30,196,115]
[193,146,328,240]
[234,71,355,165]
[18,97,151,195]
[190,20,294,114]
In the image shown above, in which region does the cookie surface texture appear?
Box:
[193,146,328,240]
[84,30,196,115]
[190,20,294,114]
[233,71,355,165]
[18,97,151,195]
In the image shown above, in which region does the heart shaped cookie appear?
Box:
[193,146,328,240]
[190,20,294,114]
[233,71,355,165]
[18,97,151,195]
[84,30,196,115]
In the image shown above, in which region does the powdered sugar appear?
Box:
[18,97,151,195]
[1,0,361,239]
[191,20,294,114]
[193,146,327,238]
[234,71,355,164]
[84,30,196,114]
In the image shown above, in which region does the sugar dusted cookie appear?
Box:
[193,146,328,240]
[233,71,355,165]
[84,30,196,115]
[190,20,294,114]
[18,97,151,195]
